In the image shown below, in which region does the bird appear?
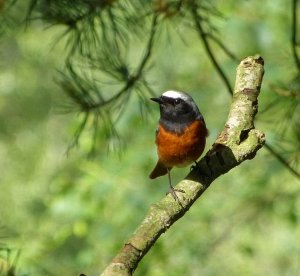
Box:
[149,90,208,202]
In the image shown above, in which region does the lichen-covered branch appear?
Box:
[100,55,265,276]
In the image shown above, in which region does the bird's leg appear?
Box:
[167,168,185,204]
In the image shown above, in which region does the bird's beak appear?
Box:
[150,97,163,104]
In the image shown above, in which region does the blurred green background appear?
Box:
[0,0,300,275]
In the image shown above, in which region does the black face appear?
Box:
[158,96,195,120]
[151,95,203,133]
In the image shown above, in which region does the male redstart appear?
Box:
[149,90,208,202]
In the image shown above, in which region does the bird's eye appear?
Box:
[174,99,180,104]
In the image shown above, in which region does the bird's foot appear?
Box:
[190,160,200,171]
[166,186,185,207]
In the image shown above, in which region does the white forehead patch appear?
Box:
[162,90,190,101]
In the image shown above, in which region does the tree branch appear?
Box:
[100,55,265,276]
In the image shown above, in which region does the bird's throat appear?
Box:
[159,118,191,135]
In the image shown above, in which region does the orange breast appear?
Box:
[156,119,207,168]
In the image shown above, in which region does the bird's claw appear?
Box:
[166,186,185,207]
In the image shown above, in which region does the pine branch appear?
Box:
[60,13,158,154]
[84,14,158,111]
[100,55,265,275]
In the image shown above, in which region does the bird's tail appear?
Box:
[149,161,170,179]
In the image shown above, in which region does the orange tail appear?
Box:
[149,161,171,179]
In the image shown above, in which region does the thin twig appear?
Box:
[206,33,239,61]
[264,142,300,179]
[190,2,233,95]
